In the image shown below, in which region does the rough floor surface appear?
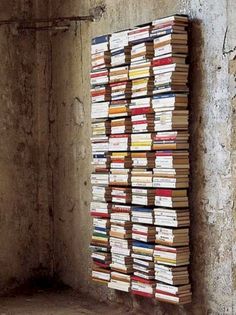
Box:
[0,290,139,315]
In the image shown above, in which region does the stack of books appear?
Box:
[155,264,189,285]
[110,152,131,169]
[108,272,131,292]
[110,81,132,100]
[152,93,188,112]
[154,208,190,227]
[91,85,111,103]
[154,110,189,131]
[90,15,191,304]
[110,65,129,83]
[155,188,188,208]
[131,77,154,98]
[132,188,155,206]
[131,113,155,133]
[152,168,189,188]
[155,227,189,246]
[92,185,111,202]
[111,117,132,134]
[129,97,153,115]
[91,102,110,120]
[91,34,110,68]
[131,169,153,187]
[132,224,156,243]
[151,15,189,39]
[155,150,189,169]
[110,30,131,67]
[152,131,189,150]
[132,207,154,225]
[131,241,155,297]
[109,134,130,151]
[131,152,155,169]
[128,24,152,43]
[91,171,109,186]
[109,204,133,291]
[155,282,191,304]
[110,168,131,186]
[92,120,110,136]
[90,213,111,284]
[92,152,110,172]
[111,187,131,204]
[109,100,130,118]
[154,245,190,267]
[130,42,154,64]
[131,133,153,151]
[90,34,112,286]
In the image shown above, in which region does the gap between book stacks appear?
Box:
[90,14,191,305]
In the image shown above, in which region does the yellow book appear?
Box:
[131,142,152,146]
[132,78,149,85]
[155,257,176,264]
[111,152,129,157]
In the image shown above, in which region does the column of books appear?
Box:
[90,14,192,305]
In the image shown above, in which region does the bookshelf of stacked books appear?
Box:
[90,14,191,305]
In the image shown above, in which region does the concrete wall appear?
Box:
[0,0,235,314]
[0,0,52,293]
[49,0,236,314]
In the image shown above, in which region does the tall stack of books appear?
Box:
[150,15,191,305]
[108,204,133,292]
[90,14,191,304]
[90,34,112,286]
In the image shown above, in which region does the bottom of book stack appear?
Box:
[108,272,131,292]
[155,283,192,305]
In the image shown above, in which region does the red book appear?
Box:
[131,108,153,115]
[93,261,110,269]
[132,231,148,236]
[110,134,129,138]
[155,289,177,297]
[152,57,174,67]
[111,205,131,213]
[91,91,106,97]
[110,81,129,87]
[132,276,155,285]
[132,120,148,125]
[90,212,110,218]
[154,246,177,253]
[155,189,174,197]
[129,26,150,36]
[111,159,125,163]
[112,195,126,199]
[90,71,108,78]
[111,100,129,105]
[154,136,177,141]
[131,290,154,298]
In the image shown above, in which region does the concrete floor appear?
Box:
[0,290,134,315]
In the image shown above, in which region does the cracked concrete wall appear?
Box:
[49,0,236,314]
[0,0,52,292]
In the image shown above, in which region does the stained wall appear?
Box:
[0,0,52,293]
[49,0,236,314]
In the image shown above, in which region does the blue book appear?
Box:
[92,35,110,45]
[153,93,176,99]
[111,48,125,56]
[133,241,155,249]
[94,227,108,232]
[132,207,153,212]
[93,154,106,158]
